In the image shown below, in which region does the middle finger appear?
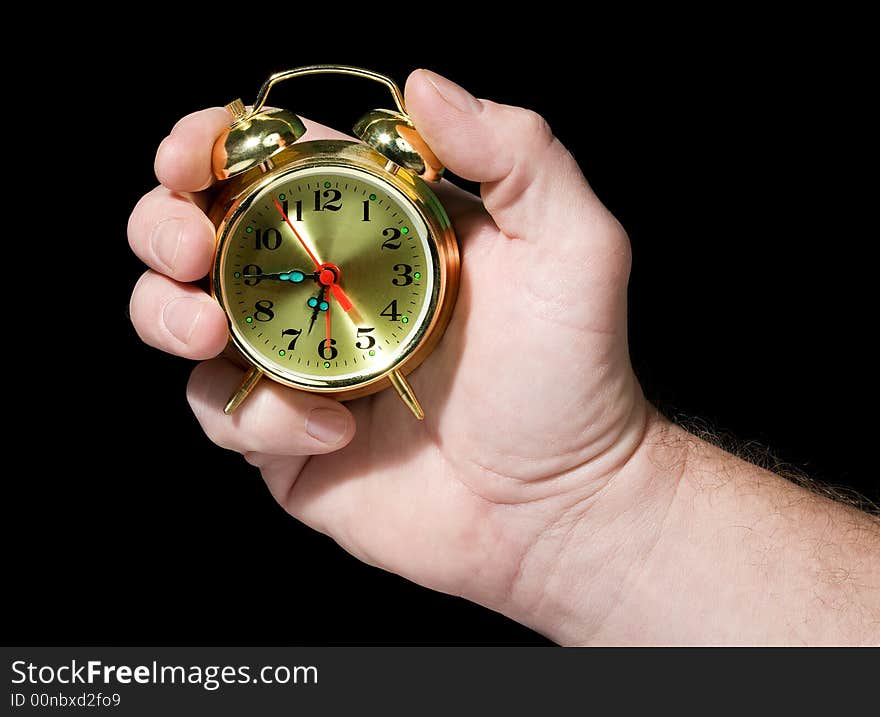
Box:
[128,186,216,282]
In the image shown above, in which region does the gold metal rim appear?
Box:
[209,140,460,401]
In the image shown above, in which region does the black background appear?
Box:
[4,25,875,645]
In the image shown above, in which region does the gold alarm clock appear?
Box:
[208,65,460,419]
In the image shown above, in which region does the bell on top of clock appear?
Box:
[212,101,307,180]
[353,109,444,182]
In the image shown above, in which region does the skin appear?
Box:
[129,70,880,645]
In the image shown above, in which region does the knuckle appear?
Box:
[129,271,155,319]
[484,107,559,223]
[596,219,633,286]
[127,194,151,248]
[129,274,168,348]
[186,360,212,392]
[514,107,554,149]
[242,451,265,467]
[204,423,235,451]
[200,420,238,452]
[244,389,286,454]
[186,370,234,451]
[127,188,166,252]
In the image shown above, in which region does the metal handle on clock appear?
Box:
[251,65,408,116]
[226,64,444,182]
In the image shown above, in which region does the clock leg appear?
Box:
[388,370,425,420]
[224,367,264,415]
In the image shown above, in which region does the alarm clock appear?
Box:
[208,65,460,419]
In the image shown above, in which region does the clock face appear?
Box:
[216,164,439,389]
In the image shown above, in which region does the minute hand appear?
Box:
[242,270,318,282]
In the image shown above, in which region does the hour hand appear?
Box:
[242,269,317,283]
[307,287,328,335]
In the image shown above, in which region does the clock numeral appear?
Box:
[254,300,275,322]
[362,199,371,221]
[318,338,338,360]
[280,198,303,221]
[313,189,342,212]
[355,327,376,350]
[254,228,282,250]
[281,328,302,350]
[380,300,401,321]
[392,264,414,286]
[242,264,262,286]
[381,227,402,250]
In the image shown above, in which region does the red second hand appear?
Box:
[329,283,353,312]
[273,199,320,268]
[325,292,332,352]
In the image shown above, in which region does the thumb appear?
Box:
[404,69,619,249]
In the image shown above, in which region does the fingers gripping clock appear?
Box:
[208,66,459,419]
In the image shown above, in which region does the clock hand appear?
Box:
[273,199,322,268]
[328,282,354,312]
[307,286,327,336]
[316,263,356,314]
[325,290,333,354]
[242,270,318,283]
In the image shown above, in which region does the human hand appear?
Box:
[128,69,656,641]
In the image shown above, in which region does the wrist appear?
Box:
[506,408,880,645]
[495,397,687,643]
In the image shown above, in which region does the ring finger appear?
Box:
[129,270,228,359]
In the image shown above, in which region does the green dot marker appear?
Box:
[234,272,241,279]
[369,350,375,357]
[324,181,331,188]
[279,349,286,356]
[245,226,253,233]
[245,317,253,323]
[323,361,331,368]
[413,272,421,280]
[402,316,409,324]
[401,227,409,234]
[369,193,377,201]
[278,193,286,201]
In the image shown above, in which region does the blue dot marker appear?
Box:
[291,271,304,283]
[280,273,290,281]
[319,301,329,311]
[308,298,318,308]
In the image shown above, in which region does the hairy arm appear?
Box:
[508,411,880,646]
[131,71,878,646]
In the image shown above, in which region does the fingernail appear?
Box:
[151,218,184,272]
[163,297,205,343]
[421,70,481,113]
[306,408,348,444]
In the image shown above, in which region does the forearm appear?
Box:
[510,411,880,645]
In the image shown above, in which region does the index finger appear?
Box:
[154,108,353,194]
[155,107,231,192]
